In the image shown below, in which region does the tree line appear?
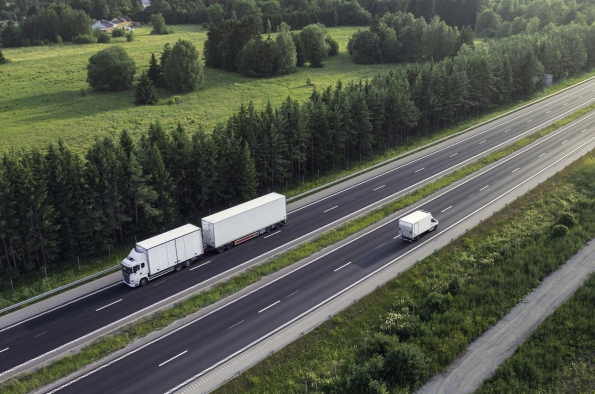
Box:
[204,14,338,76]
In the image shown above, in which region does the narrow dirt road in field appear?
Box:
[417,238,595,394]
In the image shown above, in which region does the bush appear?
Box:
[556,212,576,228]
[125,32,134,42]
[326,36,339,56]
[448,276,463,296]
[95,31,110,43]
[0,50,10,65]
[552,224,569,237]
[382,344,427,387]
[112,29,125,38]
[72,34,97,44]
[87,46,136,91]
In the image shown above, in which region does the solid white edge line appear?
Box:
[373,185,386,191]
[441,206,452,213]
[95,299,122,312]
[48,130,595,394]
[159,351,188,367]
[287,81,595,215]
[229,320,244,329]
[190,261,211,271]
[264,231,281,239]
[334,262,352,272]
[512,168,520,173]
[258,301,280,314]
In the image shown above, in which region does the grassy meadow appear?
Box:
[0,25,394,152]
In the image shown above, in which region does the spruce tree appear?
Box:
[135,71,159,105]
[147,53,161,85]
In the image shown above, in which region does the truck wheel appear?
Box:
[139,278,148,287]
[265,226,271,233]
[183,260,191,268]
[414,236,419,241]
[175,263,182,271]
[431,225,437,231]
[226,243,234,250]
[217,246,226,253]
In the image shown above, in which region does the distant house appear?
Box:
[110,16,132,29]
[91,19,116,33]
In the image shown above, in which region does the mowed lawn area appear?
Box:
[0,25,396,152]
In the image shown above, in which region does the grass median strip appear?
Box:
[2,102,595,394]
[213,125,595,393]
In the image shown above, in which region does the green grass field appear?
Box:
[0,25,393,152]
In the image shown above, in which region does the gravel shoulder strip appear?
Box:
[417,233,595,394]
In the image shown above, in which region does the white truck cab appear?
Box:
[121,248,149,287]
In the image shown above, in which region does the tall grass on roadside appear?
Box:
[1,103,595,394]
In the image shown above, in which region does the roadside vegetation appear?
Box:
[211,141,595,394]
[2,96,595,394]
[477,263,595,392]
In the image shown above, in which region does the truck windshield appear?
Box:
[121,264,133,274]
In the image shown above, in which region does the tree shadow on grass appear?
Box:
[0,88,137,127]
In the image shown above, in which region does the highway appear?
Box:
[1,79,595,378]
[46,95,595,394]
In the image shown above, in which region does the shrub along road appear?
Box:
[41,89,595,394]
[1,77,595,381]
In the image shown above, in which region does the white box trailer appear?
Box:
[201,193,287,253]
[121,224,203,287]
[398,210,438,242]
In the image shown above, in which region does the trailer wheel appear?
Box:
[175,263,182,271]
[139,278,148,287]
[414,236,419,241]
[226,243,234,250]
[217,246,226,253]
[183,260,191,268]
[265,226,271,233]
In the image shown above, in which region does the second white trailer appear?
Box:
[201,193,287,252]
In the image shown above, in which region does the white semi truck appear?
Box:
[121,224,203,287]
[398,210,438,242]
[202,192,287,253]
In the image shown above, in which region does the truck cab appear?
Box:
[398,210,438,242]
[121,248,149,287]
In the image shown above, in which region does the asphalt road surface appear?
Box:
[2,79,595,378]
[45,91,595,394]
